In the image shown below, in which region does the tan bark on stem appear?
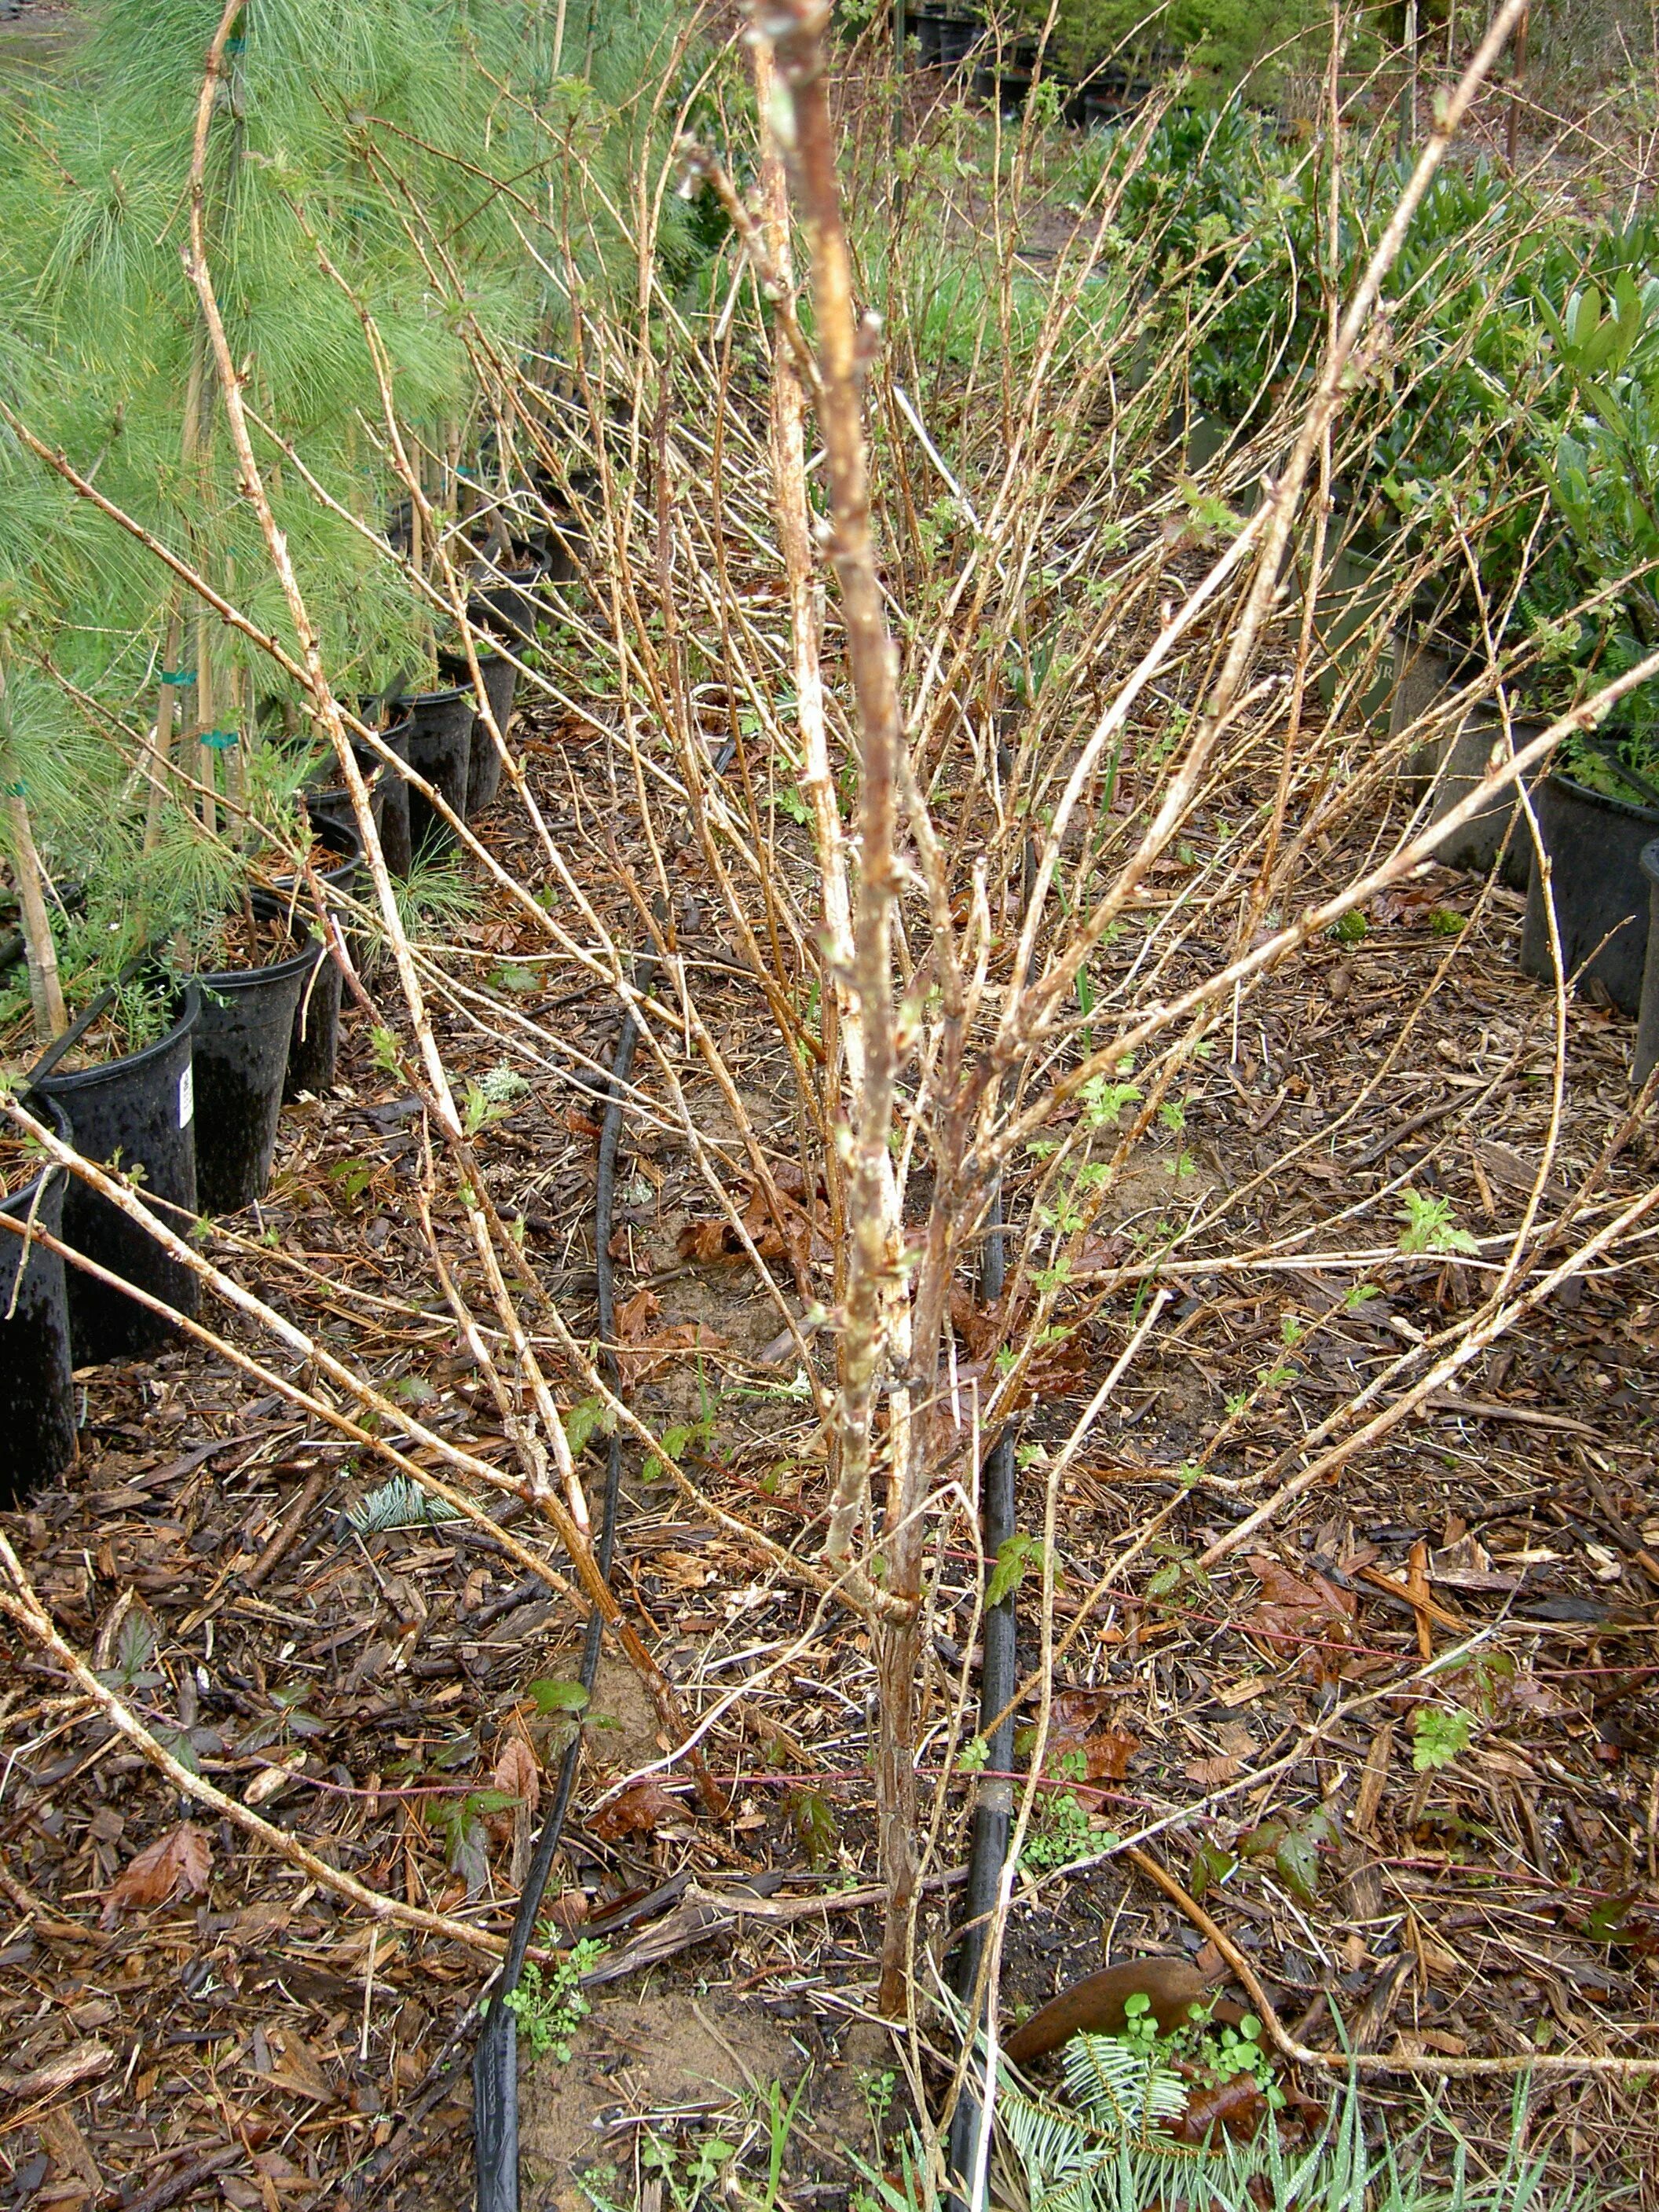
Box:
[4,789,66,1042]
[749,43,852,1079]
[758,0,919,2017]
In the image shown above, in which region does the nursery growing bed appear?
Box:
[3,675,1658,2212]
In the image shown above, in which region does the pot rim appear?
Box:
[1547,768,1659,827]
[191,896,318,994]
[1,1090,71,1212]
[34,983,201,1095]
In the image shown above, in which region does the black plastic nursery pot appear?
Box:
[466,568,541,649]
[1312,540,1393,725]
[404,687,474,858]
[326,712,412,880]
[191,898,317,1213]
[1521,772,1659,1016]
[436,646,516,817]
[1389,626,1539,889]
[1635,843,1659,1090]
[35,987,201,1366]
[280,811,365,1098]
[0,1092,79,1503]
[936,15,983,71]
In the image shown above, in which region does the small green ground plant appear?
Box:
[502,1936,606,2063]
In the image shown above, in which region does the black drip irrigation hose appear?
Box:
[474,947,656,2212]
[946,822,1034,2212]
[943,1187,1020,2212]
[477,734,753,2200]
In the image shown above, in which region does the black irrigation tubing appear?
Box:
[27,940,152,1085]
[473,923,662,2212]
[947,825,1035,2212]
[478,723,733,2206]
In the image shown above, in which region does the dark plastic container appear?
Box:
[404,687,474,857]
[437,646,517,816]
[310,713,413,878]
[1389,625,1540,888]
[1521,772,1659,1015]
[191,898,316,1212]
[36,987,201,1364]
[1633,844,1659,1088]
[467,568,541,648]
[936,15,981,71]
[331,713,413,879]
[282,808,365,903]
[0,1092,78,1503]
[276,813,364,1097]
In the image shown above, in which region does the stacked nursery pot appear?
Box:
[34,981,202,1365]
[402,685,475,859]
[1634,843,1659,1087]
[278,812,365,1097]
[1390,613,1541,889]
[1520,766,1659,1017]
[311,709,415,881]
[186,891,317,1211]
[0,1091,79,1501]
[437,641,516,819]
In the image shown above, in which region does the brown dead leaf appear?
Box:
[99,1822,212,1927]
[617,1320,727,1387]
[588,1778,683,1840]
[1186,1755,1244,1788]
[1243,1554,1360,1685]
[1369,883,1446,927]
[267,2031,335,2104]
[493,1733,540,1813]
[492,1733,540,1884]
[677,1219,738,1265]
[615,1287,661,1339]
[1035,1692,1139,1781]
[1170,2075,1269,2144]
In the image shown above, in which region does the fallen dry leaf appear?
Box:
[493,1732,540,1814]
[1024,1692,1139,1782]
[617,1320,727,1387]
[267,2029,334,2104]
[677,1218,737,1265]
[1170,2074,1269,2144]
[1186,1755,1244,1788]
[100,1822,212,1927]
[588,1778,683,1840]
[1243,1554,1360,1685]
[615,1287,661,1339]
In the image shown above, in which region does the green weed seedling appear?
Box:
[503,1936,606,2062]
[1019,1785,1101,1873]
[1397,1189,1480,1257]
[1117,1989,1283,2113]
[1412,1705,1474,1772]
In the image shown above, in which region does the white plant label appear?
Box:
[178,1063,194,1130]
